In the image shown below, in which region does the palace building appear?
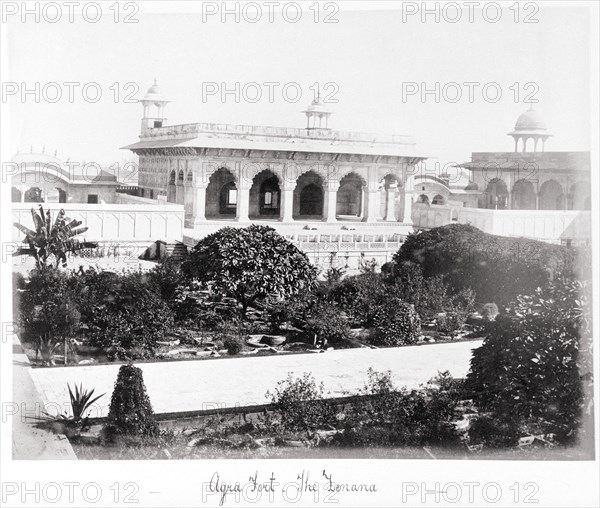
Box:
[462,107,591,212]
[409,107,591,245]
[10,148,120,204]
[123,81,427,234]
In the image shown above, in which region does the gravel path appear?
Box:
[28,340,482,419]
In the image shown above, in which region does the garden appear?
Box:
[13,207,594,457]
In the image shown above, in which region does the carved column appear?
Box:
[279,185,295,222]
[322,181,339,222]
[384,183,398,221]
[402,176,414,224]
[363,187,379,223]
[236,185,250,222]
[191,184,207,226]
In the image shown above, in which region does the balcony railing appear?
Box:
[142,122,414,146]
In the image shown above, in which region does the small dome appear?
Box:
[305,102,331,114]
[303,95,332,115]
[142,79,169,103]
[147,81,161,95]
[514,107,547,131]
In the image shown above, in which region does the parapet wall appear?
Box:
[12,203,185,243]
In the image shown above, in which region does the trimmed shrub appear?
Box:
[223,336,243,355]
[370,299,421,346]
[394,224,579,305]
[104,364,158,439]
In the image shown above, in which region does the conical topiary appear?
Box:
[104,364,158,439]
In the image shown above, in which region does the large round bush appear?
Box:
[394,224,579,305]
[182,225,317,315]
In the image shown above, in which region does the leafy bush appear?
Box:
[436,312,468,337]
[370,299,421,346]
[327,271,387,326]
[19,268,81,364]
[268,294,350,345]
[104,364,158,439]
[182,225,317,316]
[339,370,462,446]
[266,373,337,432]
[304,301,351,345]
[383,261,474,323]
[77,270,174,360]
[466,277,592,444]
[394,224,579,305]
[467,416,520,448]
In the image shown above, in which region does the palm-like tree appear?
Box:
[13,205,97,269]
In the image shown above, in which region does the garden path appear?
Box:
[12,336,77,459]
[28,340,482,420]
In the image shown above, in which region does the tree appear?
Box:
[19,268,81,365]
[466,277,592,444]
[104,364,158,439]
[13,206,97,269]
[182,225,317,316]
[77,270,174,360]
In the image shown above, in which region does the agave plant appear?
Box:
[13,205,97,269]
[66,383,105,425]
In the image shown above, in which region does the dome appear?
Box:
[302,96,332,115]
[142,79,169,103]
[147,82,161,95]
[514,107,547,131]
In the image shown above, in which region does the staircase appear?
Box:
[165,241,188,262]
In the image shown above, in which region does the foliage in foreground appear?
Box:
[338,369,464,446]
[266,372,337,432]
[104,364,159,439]
[266,370,463,447]
[466,277,593,444]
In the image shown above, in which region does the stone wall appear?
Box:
[412,203,591,243]
[12,203,185,244]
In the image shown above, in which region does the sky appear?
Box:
[3,1,593,174]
